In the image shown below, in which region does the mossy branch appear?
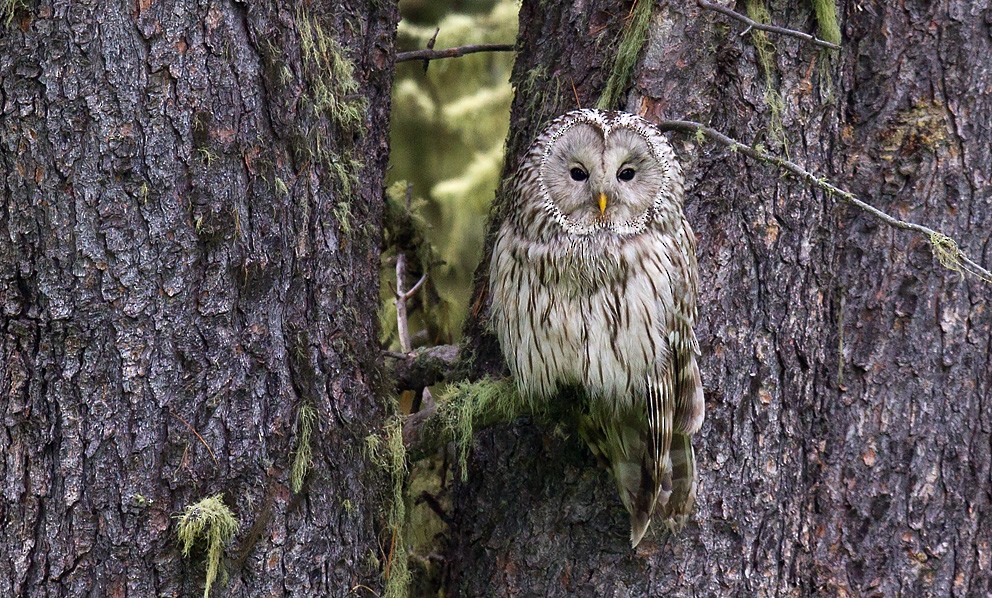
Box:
[176,495,240,598]
[385,344,460,391]
[658,119,992,283]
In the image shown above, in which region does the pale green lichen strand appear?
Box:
[365,418,410,597]
[290,402,317,493]
[1,0,26,27]
[436,378,524,481]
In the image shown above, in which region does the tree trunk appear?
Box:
[1,1,396,596]
[452,0,992,595]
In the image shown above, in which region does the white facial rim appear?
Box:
[537,112,678,237]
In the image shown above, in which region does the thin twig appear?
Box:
[396,43,515,64]
[570,78,582,109]
[168,410,220,467]
[403,274,428,301]
[697,0,841,50]
[657,119,992,282]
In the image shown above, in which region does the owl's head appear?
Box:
[532,109,683,237]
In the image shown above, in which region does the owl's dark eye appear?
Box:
[617,168,636,182]
[569,167,588,182]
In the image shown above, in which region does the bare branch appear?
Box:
[696,0,841,51]
[396,43,515,64]
[658,119,992,283]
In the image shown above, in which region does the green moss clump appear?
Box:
[176,494,240,598]
[597,0,654,110]
[435,378,525,480]
[812,0,842,46]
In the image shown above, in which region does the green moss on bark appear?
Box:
[596,0,653,110]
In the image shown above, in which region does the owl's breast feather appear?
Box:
[490,224,677,408]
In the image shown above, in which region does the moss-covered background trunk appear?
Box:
[0,0,396,595]
[452,0,992,594]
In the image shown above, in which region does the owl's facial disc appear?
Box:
[542,122,666,234]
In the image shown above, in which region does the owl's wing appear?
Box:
[640,221,704,540]
[669,217,704,436]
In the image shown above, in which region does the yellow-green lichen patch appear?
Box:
[929,232,992,283]
[880,100,949,159]
[812,0,842,46]
[176,494,240,598]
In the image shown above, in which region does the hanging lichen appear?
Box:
[290,402,317,493]
[294,9,367,231]
[365,417,411,598]
[176,494,240,598]
[745,0,787,150]
[597,0,654,111]
[435,378,524,481]
[1,0,27,27]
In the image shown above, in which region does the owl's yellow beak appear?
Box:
[598,192,608,215]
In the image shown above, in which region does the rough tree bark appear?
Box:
[451,0,992,595]
[1,1,396,596]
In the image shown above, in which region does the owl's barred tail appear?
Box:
[660,432,697,522]
[630,433,696,548]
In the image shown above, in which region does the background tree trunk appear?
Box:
[452,0,992,595]
[1,1,396,595]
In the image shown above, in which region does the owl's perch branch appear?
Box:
[386,344,460,391]
[395,44,515,64]
[657,119,992,283]
[696,0,841,50]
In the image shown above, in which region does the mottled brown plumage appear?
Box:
[489,109,703,547]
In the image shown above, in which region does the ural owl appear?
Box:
[489,109,704,547]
